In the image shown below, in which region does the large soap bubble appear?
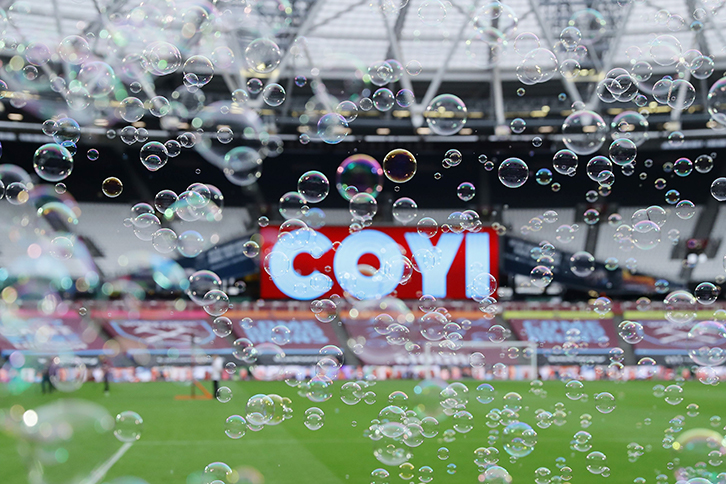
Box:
[424,94,468,135]
[562,110,607,155]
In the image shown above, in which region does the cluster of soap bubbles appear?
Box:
[124,182,223,258]
[7,2,726,484]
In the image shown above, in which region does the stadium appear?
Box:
[2,0,726,483]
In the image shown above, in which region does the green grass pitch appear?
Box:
[1,379,723,484]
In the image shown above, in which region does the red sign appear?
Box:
[343,317,510,365]
[633,320,726,351]
[232,318,341,353]
[103,319,230,352]
[260,226,499,300]
[507,314,619,350]
[0,315,107,355]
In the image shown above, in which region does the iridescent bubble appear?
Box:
[119,97,145,122]
[142,41,182,75]
[570,9,607,43]
[33,144,73,182]
[373,88,395,111]
[695,282,719,304]
[245,38,282,74]
[531,266,553,287]
[114,411,143,442]
[242,241,260,258]
[383,149,417,183]
[102,177,123,198]
[140,141,169,172]
[54,117,81,144]
[335,154,383,200]
[59,35,91,65]
[611,111,649,146]
[154,190,178,213]
[396,89,415,107]
[183,55,214,87]
[349,193,378,221]
[223,147,263,187]
[618,320,644,344]
[513,32,540,57]
[78,61,116,97]
[664,384,683,404]
[203,289,229,317]
[317,113,348,144]
[336,101,358,123]
[609,138,637,166]
[667,79,696,110]
[586,156,612,182]
[262,83,286,107]
[650,34,682,66]
[424,94,468,135]
[247,78,263,94]
[510,118,526,134]
[224,415,247,439]
[279,191,307,220]
[586,451,607,474]
[502,422,537,457]
[535,168,552,185]
[688,321,726,366]
[417,217,438,238]
[562,110,607,155]
[26,42,50,66]
[393,197,418,224]
[406,60,422,76]
[632,220,661,250]
[204,462,233,483]
[570,251,595,277]
[177,230,204,258]
[498,158,529,188]
[216,386,232,403]
[707,77,726,124]
[304,407,325,430]
[482,466,512,484]
[213,317,233,337]
[457,182,476,201]
[711,177,726,201]
[695,154,714,174]
[518,48,558,84]
[271,325,291,345]
[368,60,393,86]
[298,171,330,203]
[553,149,578,176]
[418,0,447,25]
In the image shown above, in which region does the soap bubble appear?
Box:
[298,171,330,203]
[498,158,529,188]
[245,38,282,74]
[383,149,417,183]
[33,144,73,182]
[562,110,607,155]
[502,422,537,457]
[336,154,383,200]
[424,94,468,135]
[317,114,348,144]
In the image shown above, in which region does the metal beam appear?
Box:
[526,0,583,106]
[306,0,370,33]
[250,0,327,109]
[412,15,474,127]
[491,66,505,125]
[585,1,635,110]
[669,60,694,123]
[379,0,415,101]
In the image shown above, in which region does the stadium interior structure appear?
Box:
[2,0,726,484]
